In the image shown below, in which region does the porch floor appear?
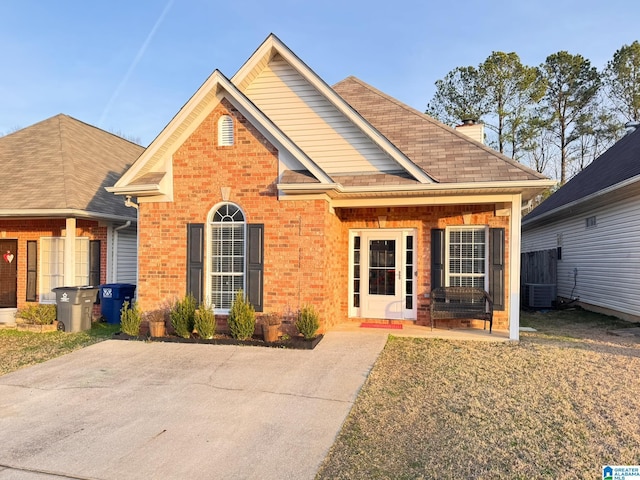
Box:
[330,322,511,342]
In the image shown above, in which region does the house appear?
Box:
[108,34,553,340]
[522,124,640,322]
[0,114,144,324]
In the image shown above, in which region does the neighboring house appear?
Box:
[108,34,552,340]
[0,114,143,324]
[522,124,640,322]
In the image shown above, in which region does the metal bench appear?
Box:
[430,287,493,333]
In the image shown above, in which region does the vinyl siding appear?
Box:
[244,55,399,175]
[115,227,137,284]
[522,195,640,317]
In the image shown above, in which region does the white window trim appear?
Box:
[348,228,417,320]
[445,225,489,290]
[207,202,246,315]
[39,237,90,304]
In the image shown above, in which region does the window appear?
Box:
[210,203,245,310]
[39,237,91,302]
[217,115,234,146]
[585,216,597,228]
[446,227,487,288]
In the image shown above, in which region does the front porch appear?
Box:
[331,321,511,342]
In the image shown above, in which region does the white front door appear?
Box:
[362,232,403,319]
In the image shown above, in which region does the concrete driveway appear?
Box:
[0,330,388,480]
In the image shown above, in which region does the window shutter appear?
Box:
[89,240,101,287]
[489,228,505,311]
[26,240,37,302]
[187,224,204,304]
[246,224,264,312]
[431,229,445,290]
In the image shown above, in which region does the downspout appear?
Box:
[114,221,132,232]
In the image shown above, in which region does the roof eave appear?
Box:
[0,209,137,223]
[105,184,162,197]
[522,174,640,229]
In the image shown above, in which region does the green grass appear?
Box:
[317,308,640,479]
[0,322,119,376]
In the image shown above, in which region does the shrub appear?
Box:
[170,293,197,339]
[262,312,281,326]
[296,304,320,340]
[120,301,142,336]
[228,290,255,340]
[16,304,57,325]
[194,301,216,339]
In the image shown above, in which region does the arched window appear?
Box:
[209,203,245,310]
[217,115,234,146]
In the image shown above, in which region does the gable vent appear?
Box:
[218,115,234,146]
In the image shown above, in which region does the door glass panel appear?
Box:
[369,240,395,295]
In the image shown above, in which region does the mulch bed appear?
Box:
[111,332,323,350]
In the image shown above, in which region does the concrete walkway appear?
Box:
[0,330,388,480]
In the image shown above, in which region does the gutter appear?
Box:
[278,179,555,195]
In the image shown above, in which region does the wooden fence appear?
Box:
[520,249,557,285]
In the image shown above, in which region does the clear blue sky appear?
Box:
[1,0,638,146]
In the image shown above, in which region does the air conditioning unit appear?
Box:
[525,283,557,308]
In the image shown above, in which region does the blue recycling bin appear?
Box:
[99,283,136,324]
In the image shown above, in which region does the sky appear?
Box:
[1,0,639,147]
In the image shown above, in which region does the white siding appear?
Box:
[244,55,399,175]
[522,195,640,317]
[114,227,137,284]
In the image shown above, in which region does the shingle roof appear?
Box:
[0,114,144,218]
[524,127,640,223]
[332,76,546,184]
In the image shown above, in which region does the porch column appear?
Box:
[509,195,522,341]
[64,217,76,286]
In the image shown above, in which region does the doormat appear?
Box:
[360,323,403,330]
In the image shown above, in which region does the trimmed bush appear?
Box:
[228,290,255,340]
[16,304,57,325]
[194,301,216,339]
[120,301,142,336]
[170,293,197,339]
[296,305,320,340]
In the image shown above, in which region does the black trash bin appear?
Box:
[99,284,136,324]
[53,286,100,332]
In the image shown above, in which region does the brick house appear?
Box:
[0,114,143,324]
[109,34,553,340]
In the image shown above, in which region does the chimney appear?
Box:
[455,118,484,144]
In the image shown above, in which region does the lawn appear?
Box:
[317,308,640,480]
[0,322,119,376]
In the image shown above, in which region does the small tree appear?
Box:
[194,301,216,339]
[120,301,142,336]
[228,290,255,340]
[296,305,320,340]
[170,293,197,339]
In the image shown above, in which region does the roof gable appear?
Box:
[233,34,433,183]
[0,114,143,218]
[524,127,640,224]
[112,69,336,195]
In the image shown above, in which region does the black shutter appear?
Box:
[89,240,101,287]
[26,240,37,302]
[187,224,204,304]
[489,228,505,311]
[246,224,264,312]
[431,229,445,291]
